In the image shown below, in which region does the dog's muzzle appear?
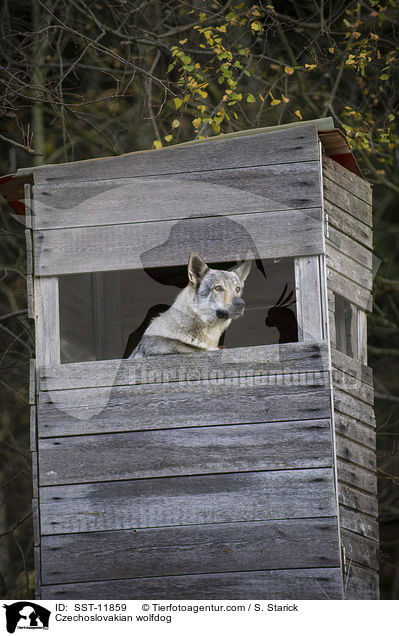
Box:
[217,297,245,320]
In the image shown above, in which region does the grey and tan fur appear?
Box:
[130,253,251,357]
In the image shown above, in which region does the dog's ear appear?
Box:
[233,260,252,282]
[188,253,209,286]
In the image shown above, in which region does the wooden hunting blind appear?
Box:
[0,117,378,599]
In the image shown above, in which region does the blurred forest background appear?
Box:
[0,0,398,599]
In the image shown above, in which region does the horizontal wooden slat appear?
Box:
[33,208,323,276]
[39,467,336,534]
[333,369,374,405]
[326,242,372,291]
[38,372,331,437]
[322,155,372,206]
[344,563,379,600]
[337,460,377,494]
[341,529,379,570]
[39,342,329,391]
[41,517,339,585]
[334,388,375,427]
[323,176,372,227]
[336,435,376,471]
[33,162,321,230]
[327,227,372,269]
[39,419,332,486]
[334,413,375,449]
[325,200,372,249]
[327,266,372,311]
[31,125,320,185]
[331,347,373,387]
[339,506,379,541]
[40,567,343,600]
[338,484,378,518]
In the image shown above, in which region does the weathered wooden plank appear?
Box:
[324,200,372,249]
[31,125,320,185]
[341,529,379,570]
[32,498,40,547]
[41,517,339,585]
[38,372,331,437]
[30,406,36,452]
[26,275,34,320]
[343,563,379,600]
[39,342,329,391]
[329,309,336,348]
[34,546,41,599]
[29,358,36,405]
[334,413,375,449]
[336,430,376,471]
[339,506,379,541]
[32,162,322,230]
[31,451,38,499]
[323,177,372,227]
[25,229,33,275]
[40,567,343,600]
[327,266,372,311]
[326,242,372,291]
[333,368,374,405]
[327,227,372,269]
[331,347,373,387]
[338,484,378,518]
[337,460,377,494]
[295,255,324,341]
[39,419,332,486]
[322,155,372,206]
[33,208,323,276]
[357,309,368,365]
[334,388,375,427]
[39,467,337,534]
[34,277,60,367]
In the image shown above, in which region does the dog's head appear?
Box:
[187,253,251,325]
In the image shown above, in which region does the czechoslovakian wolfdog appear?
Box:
[130,253,251,357]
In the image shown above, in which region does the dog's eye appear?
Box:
[235,286,241,294]
[214,285,224,292]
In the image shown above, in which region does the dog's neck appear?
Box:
[146,285,230,350]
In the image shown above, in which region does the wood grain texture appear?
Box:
[331,347,373,387]
[339,506,379,541]
[41,517,340,585]
[30,406,36,452]
[327,227,372,269]
[39,342,329,391]
[34,277,60,367]
[34,546,41,599]
[334,413,375,449]
[38,372,331,438]
[32,498,40,547]
[324,200,372,249]
[38,419,332,486]
[341,529,379,570]
[333,369,374,405]
[326,242,372,291]
[31,125,320,185]
[344,564,379,600]
[295,255,324,341]
[336,434,376,472]
[33,208,323,276]
[32,162,321,230]
[333,388,376,427]
[338,484,378,518]
[337,460,377,495]
[40,567,343,600]
[323,177,372,227]
[322,155,372,205]
[39,467,337,534]
[327,266,372,311]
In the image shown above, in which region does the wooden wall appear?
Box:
[323,156,379,599]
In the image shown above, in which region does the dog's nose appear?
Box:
[232,297,245,308]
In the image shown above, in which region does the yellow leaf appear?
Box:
[199,12,206,22]
[192,117,202,128]
[388,114,395,121]
[172,119,180,128]
[284,66,294,75]
[217,24,227,32]
[251,21,262,31]
[282,94,290,103]
[271,99,281,106]
[328,47,334,54]
[174,97,183,109]
[153,140,162,149]
[259,93,264,102]
[246,94,256,103]
[295,109,303,119]
[179,38,188,45]
[164,135,173,142]
[305,64,316,70]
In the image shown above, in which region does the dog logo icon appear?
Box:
[3,602,50,633]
